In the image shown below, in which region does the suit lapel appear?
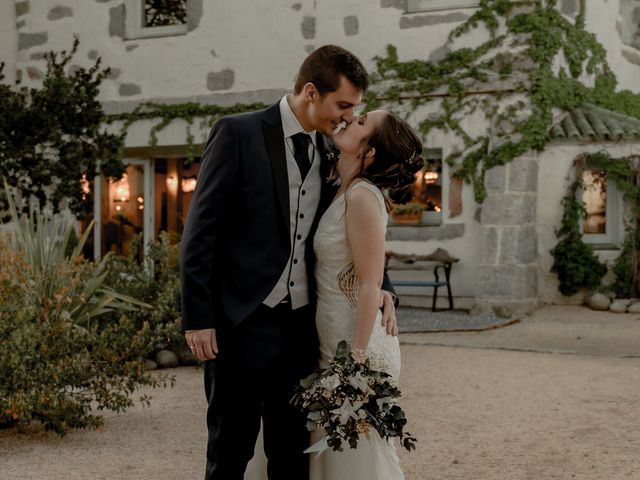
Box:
[263,104,290,233]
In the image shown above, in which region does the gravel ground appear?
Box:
[1,306,640,479]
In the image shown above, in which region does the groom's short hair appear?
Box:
[294,45,369,95]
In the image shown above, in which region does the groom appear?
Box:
[180,45,398,480]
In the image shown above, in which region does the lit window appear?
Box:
[390,149,443,226]
[581,170,622,246]
[125,0,188,40]
[406,0,480,14]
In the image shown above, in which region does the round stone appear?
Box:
[155,349,179,368]
[586,293,610,311]
[144,359,158,370]
[617,298,632,306]
[627,302,640,314]
[609,301,628,313]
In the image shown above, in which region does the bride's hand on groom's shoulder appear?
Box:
[379,291,398,336]
[185,328,219,361]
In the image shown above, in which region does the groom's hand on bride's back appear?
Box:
[185,328,219,361]
[380,291,399,336]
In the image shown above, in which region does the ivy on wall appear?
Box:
[108,101,267,163]
[364,0,640,202]
[551,152,640,297]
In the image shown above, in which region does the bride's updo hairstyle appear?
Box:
[352,112,424,209]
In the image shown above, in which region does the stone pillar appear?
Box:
[472,155,539,318]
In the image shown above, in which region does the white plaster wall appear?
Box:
[0,0,17,85]
[11,1,639,111]
[536,141,640,305]
[585,0,640,92]
[12,0,476,100]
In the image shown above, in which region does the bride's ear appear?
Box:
[365,146,376,161]
[360,146,375,168]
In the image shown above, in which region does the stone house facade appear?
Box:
[1,0,639,315]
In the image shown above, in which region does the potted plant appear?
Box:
[391,203,423,225]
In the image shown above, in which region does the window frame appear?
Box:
[580,172,622,247]
[124,0,188,40]
[406,0,480,13]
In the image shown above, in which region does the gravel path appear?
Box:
[2,322,639,479]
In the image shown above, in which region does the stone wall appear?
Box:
[472,155,539,318]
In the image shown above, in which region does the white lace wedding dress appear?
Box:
[309,181,404,480]
[244,181,404,480]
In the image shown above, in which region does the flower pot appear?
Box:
[420,211,442,226]
[391,212,422,225]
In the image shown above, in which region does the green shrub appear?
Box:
[102,231,183,350]
[612,228,638,298]
[0,186,173,436]
[550,180,608,296]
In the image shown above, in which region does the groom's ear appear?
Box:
[303,82,318,102]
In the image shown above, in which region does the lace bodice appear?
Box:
[313,181,400,381]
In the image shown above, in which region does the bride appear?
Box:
[246,110,423,479]
[310,109,422,479]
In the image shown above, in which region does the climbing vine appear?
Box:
[549,173,607,296]
[551,152,640,297]
[108,101,267,163]
[365,0,640,202]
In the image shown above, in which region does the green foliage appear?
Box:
[366,0,640,202]
[291,340,416,453]
[109,101,268,164]
[0,39,266,219]
[0,185,173,436]
[0,38,125,219]
[612,228,637,298]
[103,231,183,348]
[550,178,607,296]
[551,152,640,297]
[145,0,187,27]
[392,203,424,215]
[582,152,640,297]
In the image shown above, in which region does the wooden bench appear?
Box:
[385,248,459,312]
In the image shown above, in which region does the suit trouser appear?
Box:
[203,302,319,480]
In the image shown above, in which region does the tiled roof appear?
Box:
[549,104,640,141]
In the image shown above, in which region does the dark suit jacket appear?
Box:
[180,102,395,332]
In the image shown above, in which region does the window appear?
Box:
[93,156,201,260]
[153,157,201,237]
[389,149,443,226]
[581,170,622,246]
[406,0,480,13]
[125,0,188,40]
[97,160,152,259]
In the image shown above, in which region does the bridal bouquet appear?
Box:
[291,340,416,453]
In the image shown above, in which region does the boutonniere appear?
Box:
[325,145,340,185]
